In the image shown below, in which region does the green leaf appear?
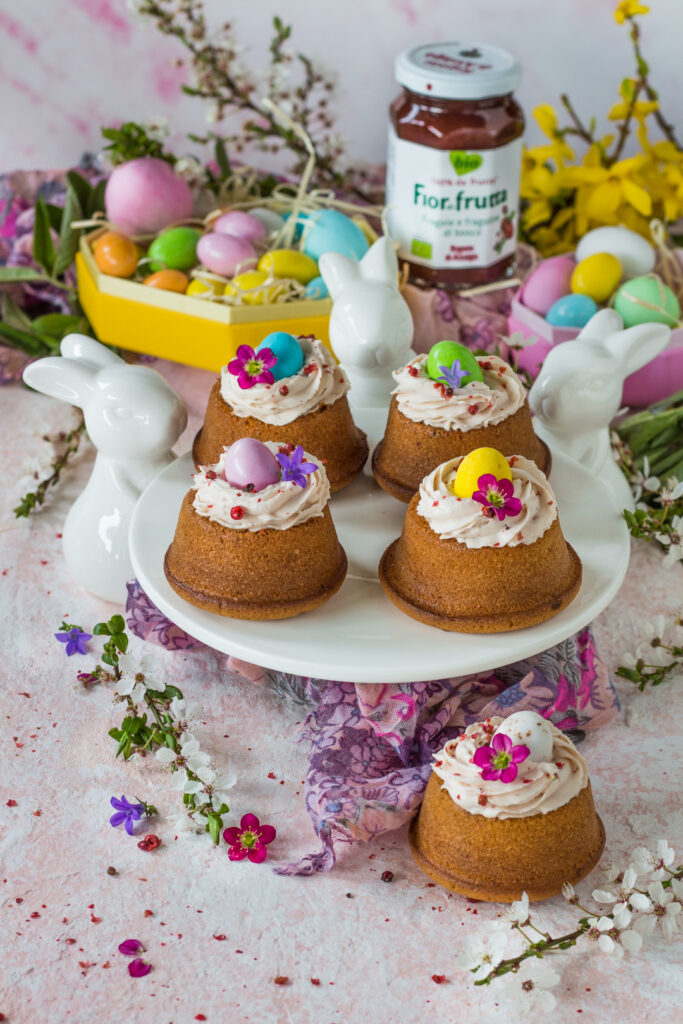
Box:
[0,266,51,284]
[1,293,34,332]
[108,727,122,740]
[33,196,55,275]
[121,716,145,735]
[207,813,221,844]
[89,179,107,218]
[31,314,82,339]
[93,622,111,635]
[101,651,117,667]
[616,667,641,682]
[65,170,93,213]
[108,614,125,634]
[214,138,231,179]
[216,802,230,816]
[0,321,56,357]
[112,633,129,653]
[53,183,83,278]
[44,203,65,232]
[115,734,129,758]
[164,685,183,700]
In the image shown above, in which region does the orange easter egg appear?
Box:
[143,269,189,293]
[93,231,139,278]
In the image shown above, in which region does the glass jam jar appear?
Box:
[386,42,524,288]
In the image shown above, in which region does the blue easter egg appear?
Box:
[257,331,304,381]
[281,210,309,242]
[302,209,369,262]
[303,275,329,300]
[546,293,598,328]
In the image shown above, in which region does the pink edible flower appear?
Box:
[223,813,276,863]
[227,344,277,389]
[472,733,530,783]
[472,473,522,521]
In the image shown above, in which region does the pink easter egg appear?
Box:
[214,210,267,244]
[104,157,193,236]
[223,438,281,492]
[197,232,256,277]
[521,256,576,316]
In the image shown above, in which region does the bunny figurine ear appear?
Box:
[603,322,671,376]
[358,236,399,286]
[61,334,122,371]
[576,308,623,343]
[318,251,359,300]
[23,356,95,408]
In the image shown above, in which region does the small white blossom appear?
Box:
[170,769,204,797]
[592,866,651,911]
[141,115,170,142]
[501,891,530,927]
[644,880,681,939]
[630,456,661,503]
[504,330,538,350]
[499,958,559,1016]
[169,698,203,732]
[193,769,237,811]
[562,882,577,903]
[116,677,147,705]
[620,616,682,670]
[586,907,643,959]
[656,516,683,569]
[631,840,676,880]
[456,929,508,981]
[660,476,683,506]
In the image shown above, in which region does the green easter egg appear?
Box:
[148,227,201,272]
[613,274,680,328]
[426,340,484,386]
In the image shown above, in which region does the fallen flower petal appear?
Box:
[137,834,162,852]
[118,939,144,957]
[128,958,152,978]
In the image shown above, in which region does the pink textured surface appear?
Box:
[1,362,682,1024]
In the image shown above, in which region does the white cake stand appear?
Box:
[129,408,630,684]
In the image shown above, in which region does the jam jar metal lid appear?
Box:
[395,42,522,100]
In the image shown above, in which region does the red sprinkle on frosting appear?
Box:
[230,506,245,521]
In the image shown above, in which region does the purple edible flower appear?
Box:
[118,939,145,957]
[437,358,468,390]
[55,626,92,656]
[227,344,277,389]
[128,958,152,978]
[472,473,522,521]
[276,445,318,488]
[473,733,530,783]
[109,795,145,836]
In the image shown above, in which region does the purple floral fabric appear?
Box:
[126,580,618,876]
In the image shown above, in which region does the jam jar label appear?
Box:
[386,130,522,270]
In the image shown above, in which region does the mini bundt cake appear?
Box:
[193,332,368,492]
[379,447,581,632]
[373,341,550,503]
[410,711,605,902]
[165,437,347,620]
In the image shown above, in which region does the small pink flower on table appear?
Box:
[223,813,276,862]
[473,733,530,783]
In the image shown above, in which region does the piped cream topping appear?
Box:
[220,337,349,426]
[192,441,329,531]
[416,454,557,548]
[392,353,526,431]
[433,717,589,819]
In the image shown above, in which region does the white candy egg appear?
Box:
[494,712,554,763]
[575,226,655,278]
[248,207,285,234]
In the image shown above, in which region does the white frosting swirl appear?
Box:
[192,441,329,531]
[220,337,349,426]
[392,353,526,431]
[417,454,557,548]
[433,717,588,819]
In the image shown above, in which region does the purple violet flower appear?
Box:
[118,939,145,957]
[276,445,318,488]
[437,358,468,390]
[55,626,92,656]
[128,958,152,978]
[109,795,145,836]
[473,733,530,783]
[472,473,522,521]
[227,344,277,389]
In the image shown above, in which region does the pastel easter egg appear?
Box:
[223,438,281,492]
[186,277,222,297]
[197,232,256,277]
[546,293,598,328]
[214,210,267,244]
[92,231,139,278]
[223,270,285,306]
[143,269,189,293]
[303,275,329,300]
[570,252,622,304]
[521,255,575,315]
[148,227,201,272]
[104,157,193,236]
[494,712,554,763]
[281,210,309,242]
[256,331,304,381]
[575,225,655,277]
[451,447,512,499]
[258,249,318,285]
[302,209,369,262]
[613,273,681,328]
[248,207,285,233]
[426,340,484,386]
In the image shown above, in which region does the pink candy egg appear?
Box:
[214,210,267,244]
[223,438,281,492]
[104,157,193,236]
[521,256,576,316]
[197,232,256,277]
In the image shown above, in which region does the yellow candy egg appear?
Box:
[186,277,222,297]
[570,252,622,304]
[143,269,189,293]
[450,448,512,499]
[223,270,286,306]
[258,249,318,285]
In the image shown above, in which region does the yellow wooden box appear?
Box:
[76,228,332,373]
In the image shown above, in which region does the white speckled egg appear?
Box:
[575,226,655,278]
[494,712,554,763]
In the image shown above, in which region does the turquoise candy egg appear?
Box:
[281,210,309,242]
[148,227,201,272]
[257,331,304,381]
[303,275,329,300]
[546,293,598,328]
[426,340,484,386]
[302,209,369,262]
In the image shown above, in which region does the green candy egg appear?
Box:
[426,340,484,387]
[613,274,680,328]
[148,227,201,272]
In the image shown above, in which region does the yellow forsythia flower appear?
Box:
[614,0,650,24]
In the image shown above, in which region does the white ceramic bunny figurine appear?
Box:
[319,236,414,408]
[23,335,187,603]
[528,309,670,513]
